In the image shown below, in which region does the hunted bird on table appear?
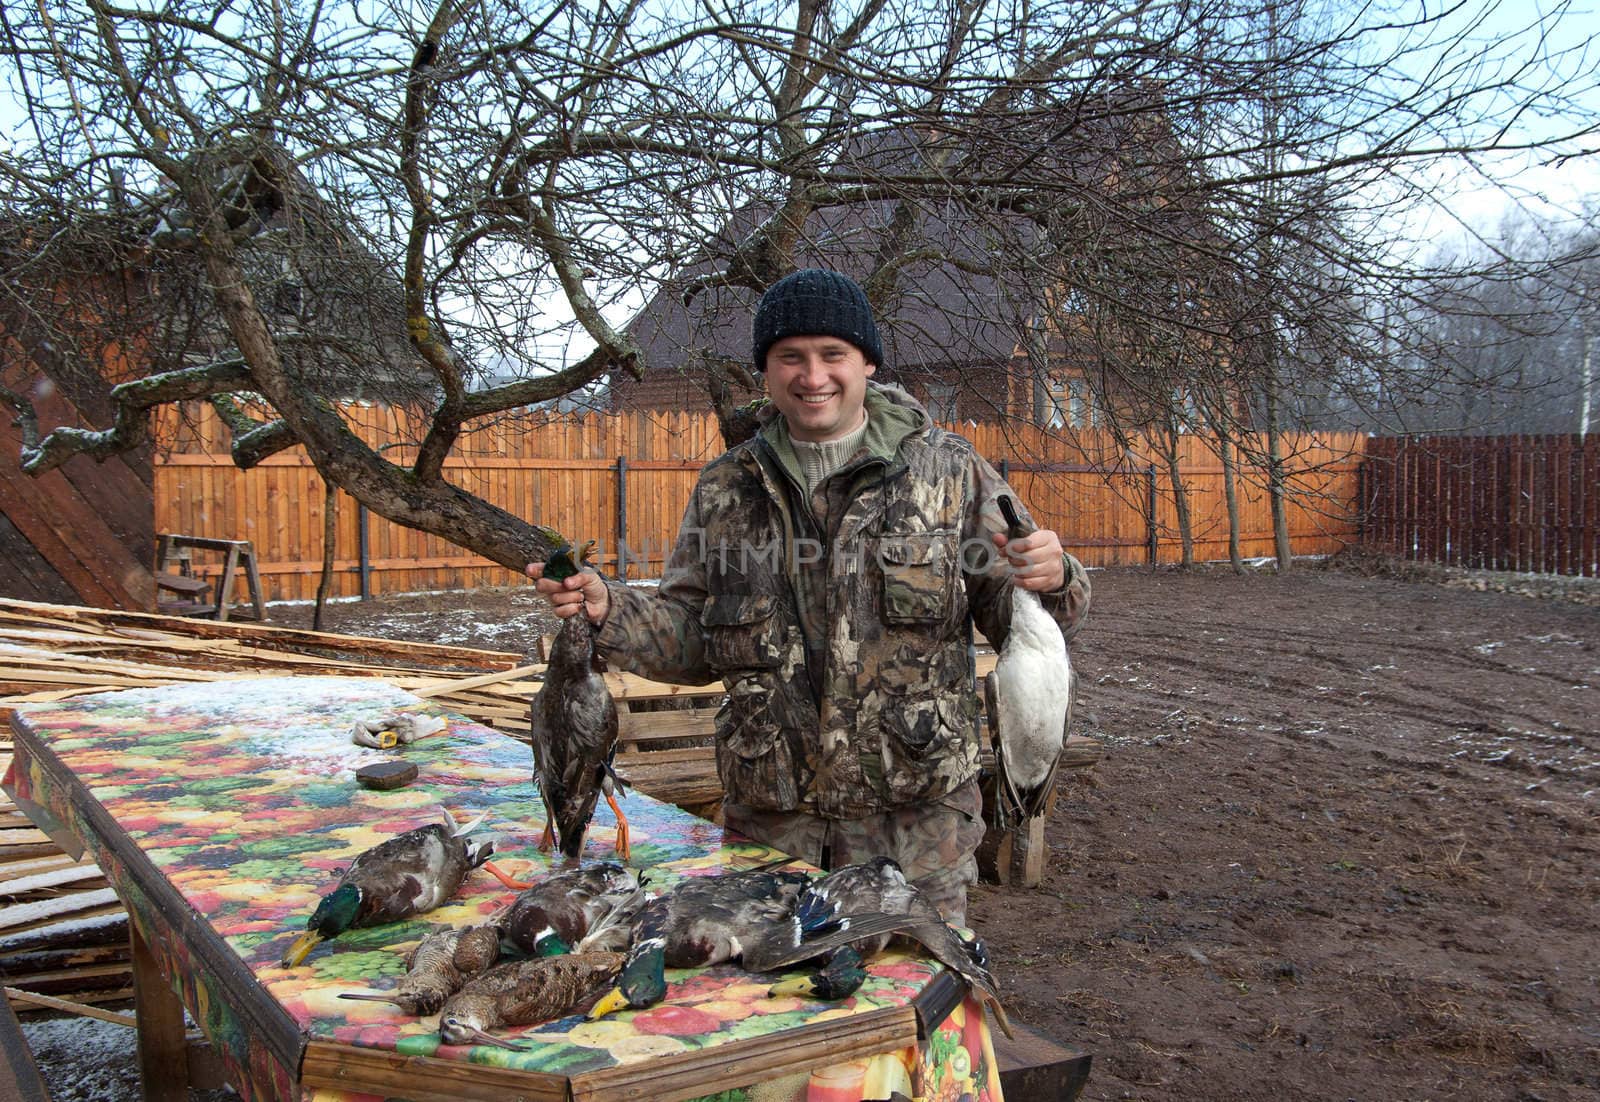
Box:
[280,807,509,967]
[586,864,909,1020]
[987,493,1074,829]
[762,856,1014,1038]
[438,952,625,1048]
[337,922,501,1015]
[497,861,642,957]
[531,536,631,863]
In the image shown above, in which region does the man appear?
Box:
[530,268,1089,924]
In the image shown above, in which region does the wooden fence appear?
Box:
[1361,435,1598,577]
[153,405,1365,602]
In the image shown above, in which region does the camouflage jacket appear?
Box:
[595,383,1090,818]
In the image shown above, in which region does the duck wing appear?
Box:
[643,869,809,969]
[740,858,919,971]
[345,821,490,923]
[552,673,618,859]
[573,881,652,953]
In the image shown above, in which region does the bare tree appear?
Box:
[2,0,1596,576]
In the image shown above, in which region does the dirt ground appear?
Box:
[277,553,1600,1102]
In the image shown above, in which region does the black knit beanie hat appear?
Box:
[751,269,884,372]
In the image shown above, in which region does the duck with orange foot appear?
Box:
[531,535,630,864]
[498,862,643,958]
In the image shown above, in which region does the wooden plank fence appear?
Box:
[153,404,1365,602]
[1361,435,1599,577]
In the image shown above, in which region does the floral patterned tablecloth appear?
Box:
[6,676,1001,1102]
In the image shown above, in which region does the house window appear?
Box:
[926,383,958,422]
[1046,377,1096,428]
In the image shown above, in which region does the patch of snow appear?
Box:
[22,1016,238,1102]
[18,677,427,780]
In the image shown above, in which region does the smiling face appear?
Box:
[763,335,877,443]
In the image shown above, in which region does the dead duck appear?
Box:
[988,493,1073,828]
[280,808,495,967]
[767,944,869,1001]
[531,539,630,863]
[586,866,814,1019]
[438,952,625,1048]
[499,862,640,957]
[762,857,1014,1038]
[336,922,501,1015]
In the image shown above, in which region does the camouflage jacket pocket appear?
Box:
[877,677,978,804]
[702,594,783,670]
[877,531,957,624]
[715,677,801,809]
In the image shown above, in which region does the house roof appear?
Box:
[621,88,1192,394]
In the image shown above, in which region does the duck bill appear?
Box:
[768,975,821,999]
[586,987,633,1021]
[280,931,323,968]
[461,1027,521,1050]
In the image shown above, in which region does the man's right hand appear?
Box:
[526,562,611,624]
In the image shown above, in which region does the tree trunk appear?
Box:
[313,479,338,631]
[1264,372,1293,572]
[1219,430,1243,572]
[1580,311,1593,439]
[1158,422,1194,567]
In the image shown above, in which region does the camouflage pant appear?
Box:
[722,778,985,927]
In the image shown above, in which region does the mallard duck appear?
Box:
[280,808,495,967]
[531,540,630,863]
[498,862,640,957]
[586,866,815,1019]
[337,922,501,1015]
[759,857,1014,1038]
[767,944,869,1000]
[438,952,625,1048]
[989,493,1073,828]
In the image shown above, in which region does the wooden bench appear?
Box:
[153,535,266,622]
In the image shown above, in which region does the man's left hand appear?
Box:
[992,528,1066,592]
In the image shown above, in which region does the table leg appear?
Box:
[130,925,188,1102]
[217,546,241,622]
[242,543,266,620]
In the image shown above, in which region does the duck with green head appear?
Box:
[756,856,1015,1038]
[586,865,865,1019]
[498,862,642,958]
[280,808,496,968]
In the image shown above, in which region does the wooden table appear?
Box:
[4,677,1002,1102]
